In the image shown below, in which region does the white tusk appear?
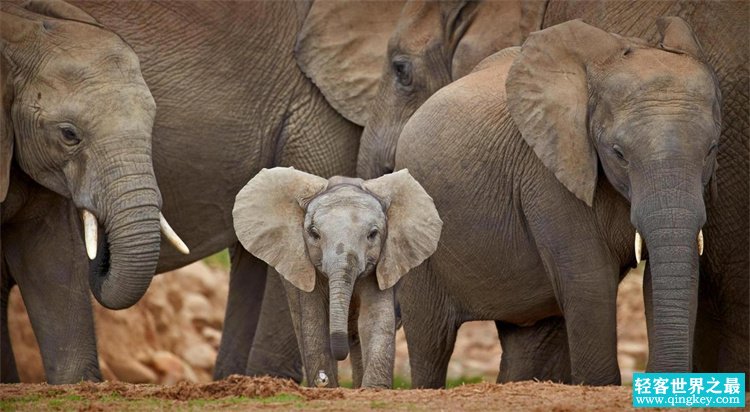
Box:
[82,209,98,260]
[698,230,704,256]
[159,213,190,255]
[634,231,643,264]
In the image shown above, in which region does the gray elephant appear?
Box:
[544,0,749,384]
[0,1,192,382]
[232,168,441,388]
[1,0,367,383]
[1,0,555,384]
[394,18,720,387]
[358,0,748,385]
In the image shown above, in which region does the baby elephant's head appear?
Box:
[233,167,442,360]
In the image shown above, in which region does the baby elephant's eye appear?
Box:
[367,228,379,241]
[308,226,320,241]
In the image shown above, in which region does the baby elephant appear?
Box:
[233,167,442,388]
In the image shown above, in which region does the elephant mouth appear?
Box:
[88,227,111,280]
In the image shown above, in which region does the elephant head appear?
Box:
[294,0,546,179]
[506,19,721,371]
[1,2,187,309]
[356,0,546,178]
[233,167,441,361]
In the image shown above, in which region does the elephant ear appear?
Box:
[0,64,13,202]
[451,0,546,80]
[23,0,100,25]
[233,167,328,292]
[506,19,625,207]
[363,170,442,290]
[0,10,39,201]
[656,16,705,60]
[295,0,405,126]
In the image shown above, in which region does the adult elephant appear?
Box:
[359,0,748,384]
[543,0,749,384]
[0,1,189,383]
[1,0,388,384]
[396,18,721,386]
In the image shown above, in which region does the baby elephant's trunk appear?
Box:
[328,270,355,361]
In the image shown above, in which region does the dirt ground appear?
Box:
[0,375,665,411]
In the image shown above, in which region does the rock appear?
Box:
[151,350,198,384]
[98,356,118,381]
[108,358,158,383]
[201,327,222,348]
[181,343,217,370]
[182,292,212,324]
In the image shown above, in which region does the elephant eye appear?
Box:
[59,125,81,146]
[308,226,321,241]
[367,228,379,241]
[612,145,626,162]
[392,58,413,88]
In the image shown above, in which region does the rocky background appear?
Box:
[9,259,648,385]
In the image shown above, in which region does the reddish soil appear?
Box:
[0,375,647,411]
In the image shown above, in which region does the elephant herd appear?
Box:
[1,0,747,390]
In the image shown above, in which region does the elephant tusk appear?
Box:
[634,231,643,264]
[159,213,190,255]
[698,230,704,256]
[82,209,98,260]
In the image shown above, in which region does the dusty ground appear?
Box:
[0,375,680,411]
[8,258,648,386]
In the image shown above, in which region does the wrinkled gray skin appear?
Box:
[1,2,162,382]
[395,19,720,387]
[232,168,441,388]
[360,0,748,386]
[1,0,360,383]
[544,0,749,386]
[357,0,546,179]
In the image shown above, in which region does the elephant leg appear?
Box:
[496,317,571,384]
[214,243,267,379]
[245,268,303,381]
[3,197,101,383]
[399,262,460,389]
[356,274,395,389]
[1,260,19,383]
[526,198,620,385]
[281,275,337,387]
[693,264,749,382]
[348,296,363,388]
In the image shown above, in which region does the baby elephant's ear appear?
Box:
[363,170,443,290]
[656,16,705,60]
[233,167,328,292]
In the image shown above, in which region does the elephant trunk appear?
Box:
[328,270,355,361]
[357,107,404,179]
[88,154,163,310]
[631,164,705,372]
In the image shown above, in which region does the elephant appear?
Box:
[232,167,441,387]
[1,0,557,384]
[0,1,191,382]
[543,0,749,384]
[354,0,547,179]
[0,0,372,383]
[358,0,748,385]
[393,18,721,387]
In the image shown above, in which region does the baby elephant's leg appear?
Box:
[356,275,396,388]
